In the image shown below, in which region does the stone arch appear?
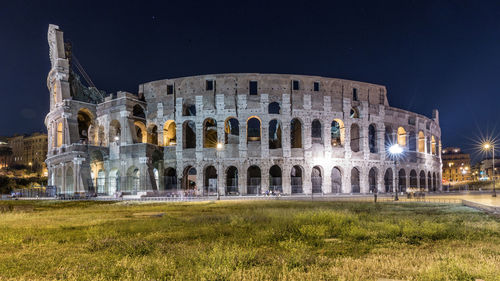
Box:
[56,121,63,147]
[311,119,323,144]
[126,166,140,193]
[432,172,437,191]
[397,127,407,147]
[398,169,406,193]
[182,166,197,194]
[350,107,359,118]
[132,104,146,119]
[269,119,282,149]
[428,171,432,191]
[224,117,239,144]
[97,125,105,146]
[147,124,158,145]
[182,103,196,116]
[385,125,394,147]
[431,136,437,155]
[351,167,360,193]
[109,120,121,144]
[268,102,281,114]
[408,131,416,152]
[247,116,261,143]
[164,167,177,192]
[203,118,217,148]
[183,121,196,149]
[384,168,393,192]
[368,124,377,153]
[331,119,345,147]
[290,118,303,148]
[77,108,93,143]
[368,167,378,193]
[311,165,323,193]
[226,166,238,195]
[247,165,261,194]
[419,170,426,191]
[269,165,282,193]
[163,120,176,146]
[410,169,418,189]
[203,165,217,194]
[108,168,120,194]
[291,165,303,194]
[54,167,63,191]
[350,123,361,152]
[418,131,425,153]
[133,121,147,143]
[65,166,74,194]
[331,167,342,193]
[96,169,106,194]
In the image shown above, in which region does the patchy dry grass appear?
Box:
[0,200,498,280]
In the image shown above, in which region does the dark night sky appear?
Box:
[1,0,499,158]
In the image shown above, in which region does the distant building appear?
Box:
[441,147,471,183]
[7,133,48,174]
[479,158,500,181]
[0,137,12,169]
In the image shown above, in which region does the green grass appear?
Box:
[0,200,499,280]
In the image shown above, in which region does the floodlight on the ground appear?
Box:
[114,136,120,141]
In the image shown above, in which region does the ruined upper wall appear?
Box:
[139,73,389,107]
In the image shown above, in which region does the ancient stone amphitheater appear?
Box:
[45,25,442,197]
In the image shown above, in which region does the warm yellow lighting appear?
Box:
[216,142,223,150]
[483,143,491,150]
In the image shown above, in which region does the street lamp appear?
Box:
[482,141,496,197]
[388,144,403,201]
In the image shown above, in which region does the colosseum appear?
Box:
[45,25,442,197]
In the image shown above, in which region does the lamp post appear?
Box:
[482,142,496,197]
[389,144,403,201]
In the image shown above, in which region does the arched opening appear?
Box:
[311,119,322,144]
[97,126,105,146]
[269,165,282,193]
[291,165,303,194]
[398,169,406,193]
[126,166,140,193]
[148,125,158,145]
[268,102,281,114]
[350,123,360,152]
[203,118,217,148]
[397,127,407,147]
[226,166,238,195]
[311,166,323,193]
[65,166,74,194]
[331,167,342,193]
[418,131,425,153]
[431,136,437,155]
[331,119,344,147]
[351,167,360,193]
[163,120,177,146]
[109,120,121,144]
[384,168,393,192]
[247,166,261,195]
[432,172,437,191]
[96,170,106,194]
[77,109,93,143]
[132,104,146,119]
[182,103,196,116]
[164,167,177,193]
[133,121,147,143]
[56,122,63,147]
[428,172,432,192]
[368,124,377,153]
[419,170,426,191]
[410,170,417,189]
[369,167,378,193]
[183,121,196,149]
[204,165,217,195]
[224,118,239,144]
[247,117,261,143]
[269,119,282,149]
[408,131,416,152]
[385,126,394,147]
[108,169,120,194]
[89,150,105,194]
[182,166,197,196]
[290,118,303,148]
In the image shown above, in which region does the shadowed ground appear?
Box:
[0,200,498,280]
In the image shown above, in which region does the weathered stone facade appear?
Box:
[45,25,442,196]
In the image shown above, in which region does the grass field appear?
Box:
[0,200,499,281]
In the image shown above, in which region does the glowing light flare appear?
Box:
[216,142,223,150]
[388,144,403,155]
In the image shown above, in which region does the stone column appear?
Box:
[343,166,351,193]
[195,120,203,162]
[360,166,369,194]
[323,167,332,194]
[261,118,269,158]
[238,117,247,158]
[239,164,246,195]
[139,157,150,192]
[261,164,269,193]
[282,163,291,195]
[119,110,131,145]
